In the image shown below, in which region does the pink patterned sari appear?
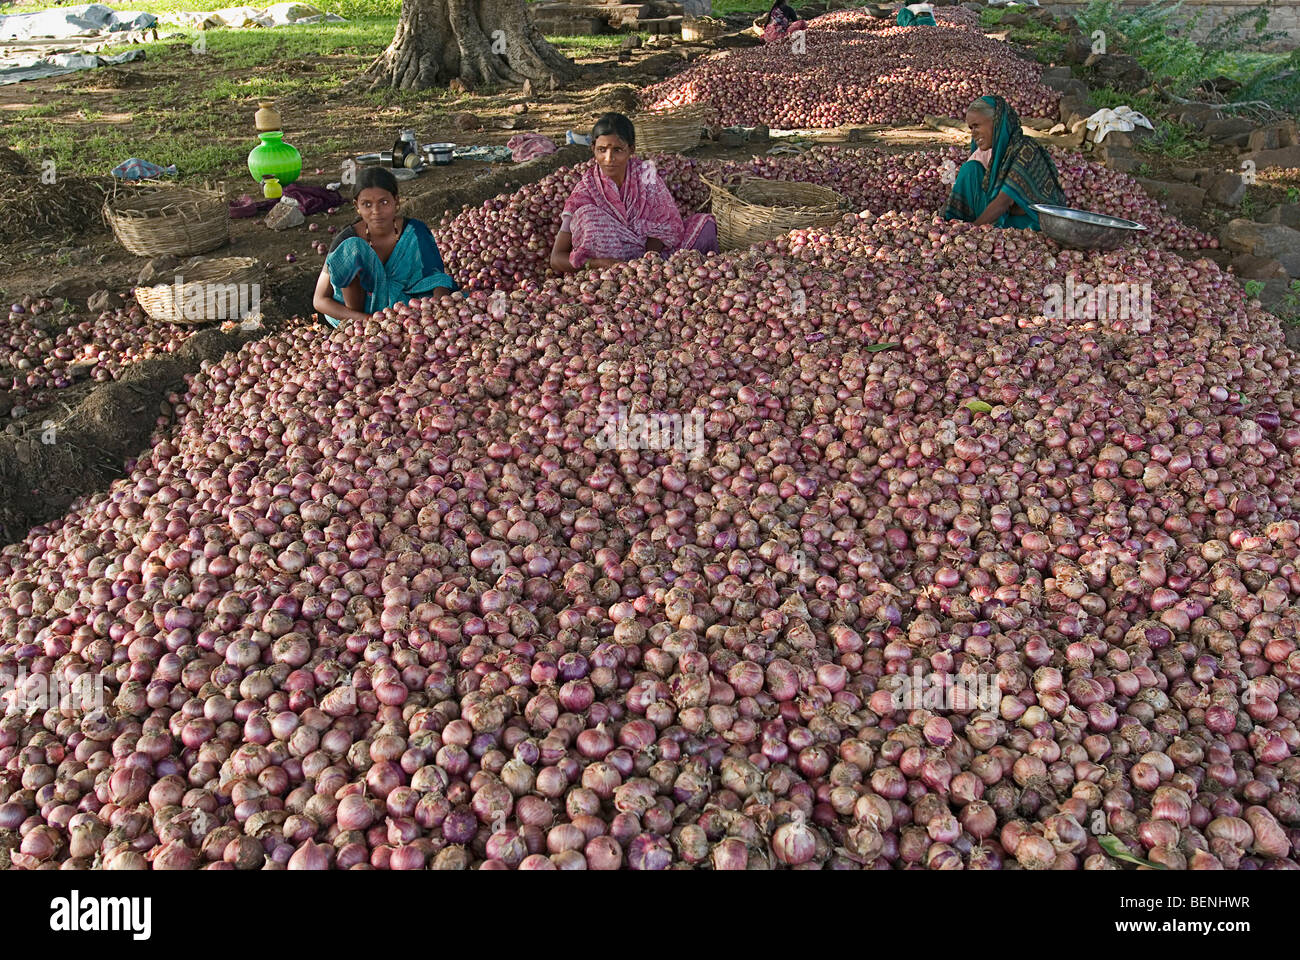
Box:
[561,156,716,269]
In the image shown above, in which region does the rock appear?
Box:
[1202,115,1254,147]
[508,103,529,114]
[1169,166,1202,183]
[1097,128,1152,150]
[1048,123,1066,135]
[1023,117,1055,132]
[1104,153,1141,175]
[1247,120,1298,152]
[1263,204,1300,230]
[1059,94,1089,125]
[1242,146,1300,171]
[1221,219,1300,274]
[1000,12,1028,26]
[1255,278,1299,319]
[1232,254,1288,279]
[87,290,127,313]
[751,123,769,142]
[1135,177,1206,215]
[137,254,181,286]
[522,78,533,96]
[1062,38,1092,65]
[1068,116,1089,136]
[44,278,96,300]
[621,34,643,50]
[1170,104,1219,132]
[1041,73,1084,95]
[1205,172,1246,207]
[638,53,681,75]
[1084,52,1148,92]
[1286,322,1300,352]
[449,78,470,94]
[454,112,484,131]
[846,128,870,143]
[718,130,744,147]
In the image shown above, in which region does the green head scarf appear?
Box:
[944,94,1066,230]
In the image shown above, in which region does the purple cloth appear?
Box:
[229,183,343,219]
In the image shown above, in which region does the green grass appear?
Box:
[547,34,649,53]
[979,6,1066,61]
[4,17,406,179]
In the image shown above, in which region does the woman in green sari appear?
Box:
[943,95,1066,230]
[896,4,937,26]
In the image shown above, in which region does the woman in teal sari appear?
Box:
[896,4,937,25]
[943,95,1066,230]
[312,167,458,327]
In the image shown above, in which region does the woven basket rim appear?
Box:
[136,256,263,324]
[140,256,262,289]
[702,174,846,213]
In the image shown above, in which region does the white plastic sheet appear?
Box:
[0,48,144,85]
[160,4,346,30]
[0,5,156,41]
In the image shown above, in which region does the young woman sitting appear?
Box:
[549,112,719,274]
[312,166,457,327]
[943,95,1067,231]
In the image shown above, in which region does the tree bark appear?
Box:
[364,0,578,91]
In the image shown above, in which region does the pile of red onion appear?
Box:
[436,148,1213,296]
[0,204,1296,870]
[3,297,195,416]
[811,8,982,31]
[642,22,1059,127]
[436,154,709,293]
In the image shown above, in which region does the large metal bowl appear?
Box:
[1029,204,1148,250]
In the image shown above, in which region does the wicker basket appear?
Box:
[682,16,726,41]
[703,175,847,251]
[633,104,714,155]
[135,257,263,324]
[104,183,229,257]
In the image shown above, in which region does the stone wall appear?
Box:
[1038,0,1299,49]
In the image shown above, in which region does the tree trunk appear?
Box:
[364,0,578,91]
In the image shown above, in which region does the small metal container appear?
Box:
[426,142,456,165]
[1029,204,1149,250]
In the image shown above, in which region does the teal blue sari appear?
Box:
[324,217,457,327]
[896,7,936,25]
[943,95,1066,231]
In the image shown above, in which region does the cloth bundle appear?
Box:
[1084,106,1154,144]
[507,134,558,163]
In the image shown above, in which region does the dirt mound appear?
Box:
[0,173,109,245]
[0,325,263,545]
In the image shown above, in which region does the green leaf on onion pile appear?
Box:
[866,342,901,352]
[1098,834,1168,869]
[963,399,993,414]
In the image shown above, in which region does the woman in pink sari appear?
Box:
[549,113,718,273]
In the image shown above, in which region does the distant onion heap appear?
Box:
[642,23,1059,127]
[437,150,1213,294]
[810,7,981,30]
[0,207,1296,871]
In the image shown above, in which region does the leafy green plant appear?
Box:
[1287,186,1299,204]
[1074,0,1294,111]
[1133,120,1208,161]
[1240,193,1265,219]
[1132,161,1155,178]
[1243,279,1266,298]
